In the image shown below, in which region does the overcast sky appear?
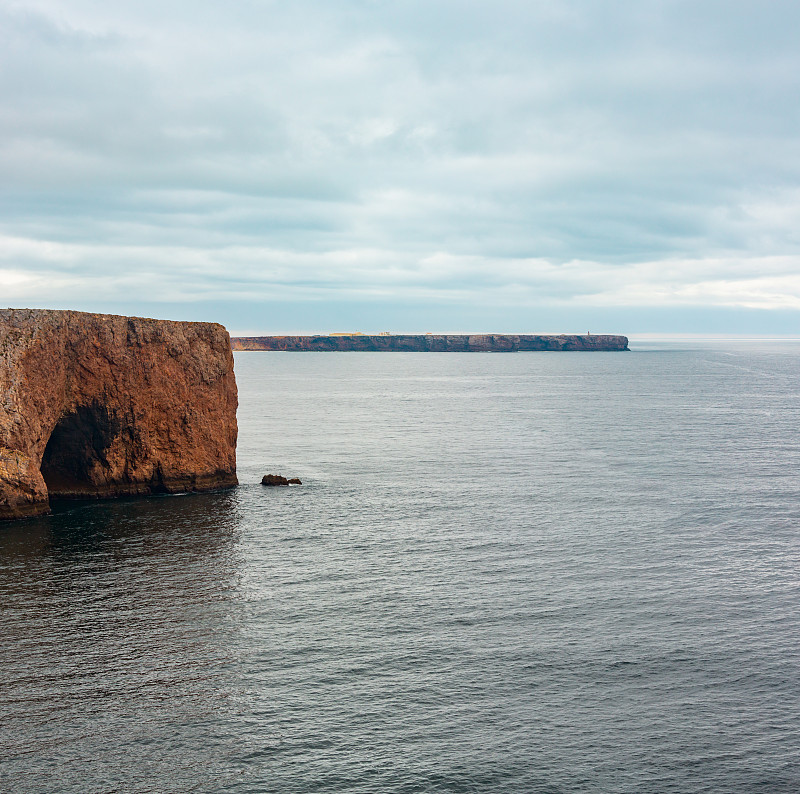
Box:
[2,0,799,334]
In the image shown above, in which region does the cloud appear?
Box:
[1,0,799,329]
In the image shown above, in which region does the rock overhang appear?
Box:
[0,309,238,521]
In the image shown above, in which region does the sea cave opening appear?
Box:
[40,401,121,497]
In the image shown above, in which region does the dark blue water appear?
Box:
[2,341,799,793]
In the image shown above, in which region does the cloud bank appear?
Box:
[1,0,799,332]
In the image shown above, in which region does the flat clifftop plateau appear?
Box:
[1,309,238,521]
[231,334,629,352]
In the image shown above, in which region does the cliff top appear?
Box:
[1,307,227,333]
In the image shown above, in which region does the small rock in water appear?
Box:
[261,474,302,486]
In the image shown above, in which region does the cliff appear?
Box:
[1,309,238,521]
[231,334,629,352]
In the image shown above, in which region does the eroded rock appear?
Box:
[261,474,302,486]
[0,309,238,520]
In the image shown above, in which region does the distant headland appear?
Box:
[231,334,629,352]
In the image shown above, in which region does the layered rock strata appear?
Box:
[1,309,238,520]
[232,334,629,352]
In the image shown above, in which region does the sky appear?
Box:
[1,0,799,335]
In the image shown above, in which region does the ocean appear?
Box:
[1,340,799,793]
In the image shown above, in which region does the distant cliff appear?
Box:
[1,309,238,521]
[231,334,629,352]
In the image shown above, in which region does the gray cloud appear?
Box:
[1,0,800,330]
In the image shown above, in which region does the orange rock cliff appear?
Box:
[1,309,238,521]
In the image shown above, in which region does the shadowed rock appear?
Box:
[261,474,302,486]
[1,309,238,520]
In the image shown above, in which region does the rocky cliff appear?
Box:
[1,309,238,520]
[231,334,629,352]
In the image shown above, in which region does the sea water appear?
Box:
[1,341,799,793]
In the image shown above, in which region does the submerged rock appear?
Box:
[0,308,238,520]
[261,474,302,486]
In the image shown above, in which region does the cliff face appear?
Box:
[231,334,629,352]
[1,309,238,521]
